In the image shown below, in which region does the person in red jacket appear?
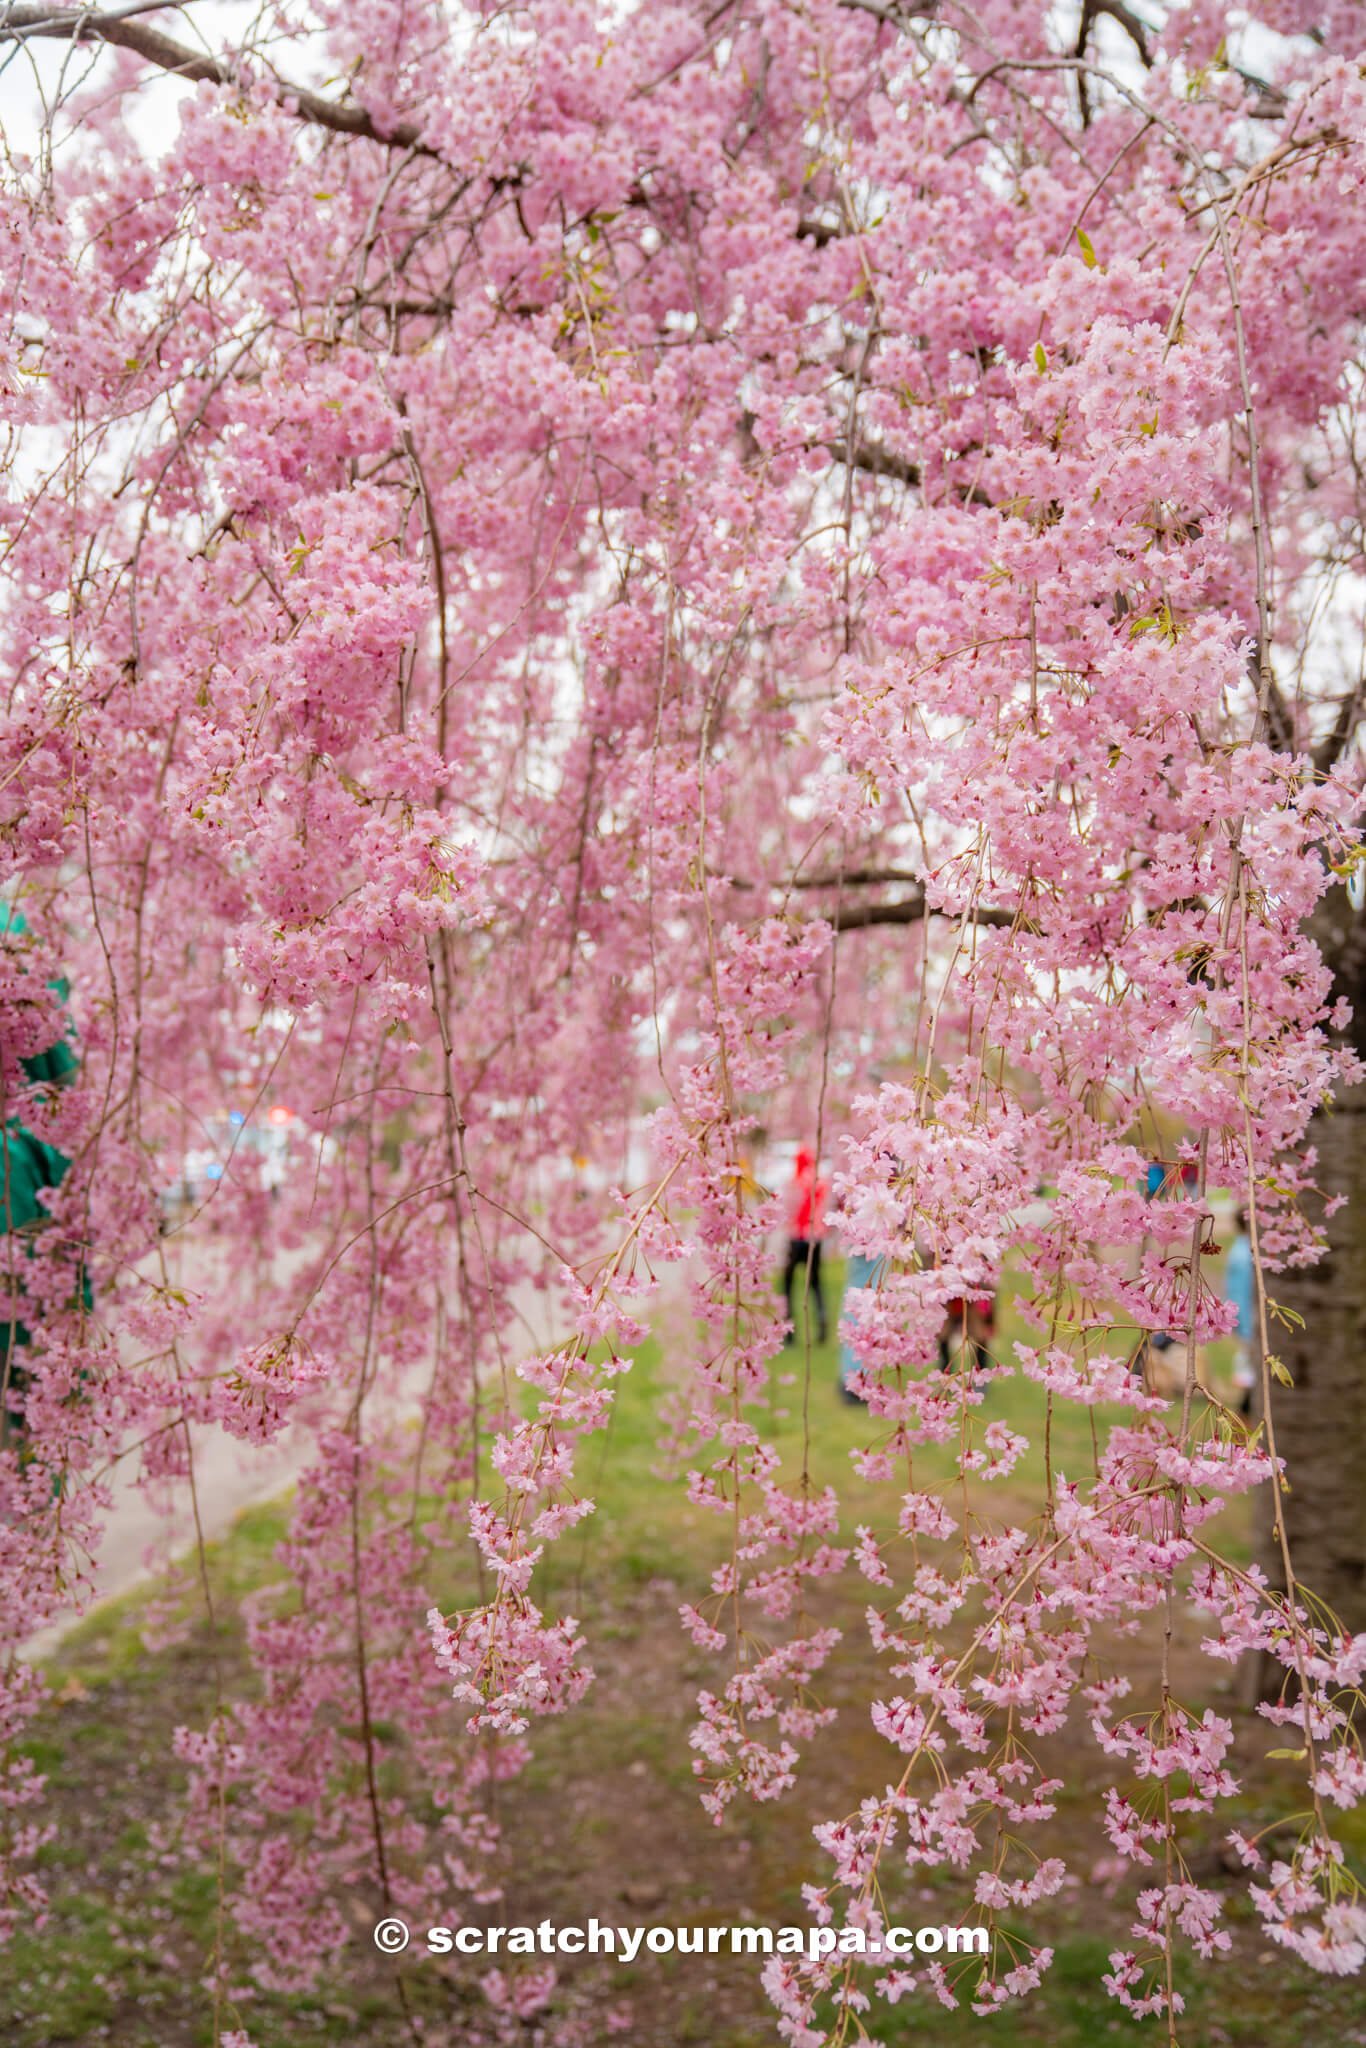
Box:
[780,1146,828,1347]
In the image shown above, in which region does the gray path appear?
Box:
[23,1237,561,1660]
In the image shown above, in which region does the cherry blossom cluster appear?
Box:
[0,3,1363,2041]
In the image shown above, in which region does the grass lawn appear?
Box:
[2,1260,1360,2047]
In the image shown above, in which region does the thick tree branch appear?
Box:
[795,216,843,247]
[1250,639,1296,756]
[723,866,922,893]
[724,869,1014,932]
[1313,676,1366,777]
[738,409,995,507]
[835,0,929,22]
[790,866,923,889]
[830,894,1015,933]
[1,3,438,156]
[832,437,920,485]
[829,895,930,932]
[1087,1,1155,66]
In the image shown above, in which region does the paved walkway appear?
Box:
[23,1234,561,1660]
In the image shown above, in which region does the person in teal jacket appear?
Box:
[0,904,85,1449]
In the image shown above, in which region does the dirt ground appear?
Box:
[4,1534,1363,2048]
[4,1277,1360,2048]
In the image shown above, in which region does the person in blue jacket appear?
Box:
[838,1251,885,1404]
[1224,1209,1257,1418]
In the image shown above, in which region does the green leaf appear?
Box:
[1033,341,1047,373]
[1268,1354,1294,1386]
[1076,227,1098,269]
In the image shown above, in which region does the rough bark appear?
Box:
[1255,892,1366,1658]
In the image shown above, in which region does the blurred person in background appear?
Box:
[780,1146,828,1348]
[938,1293,996,1374]
[1225,1208,1258,1418]
[838,1250,883,1403]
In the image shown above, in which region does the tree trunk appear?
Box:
[1252,892,1366,1667]
[1259,1083,1366,1635]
